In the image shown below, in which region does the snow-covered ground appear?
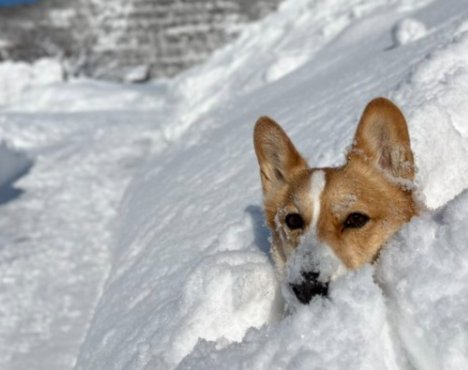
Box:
[1,0,468,369]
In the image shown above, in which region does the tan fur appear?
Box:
[254,98,417,272]
[254,116,308,195]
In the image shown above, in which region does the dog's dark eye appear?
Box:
[285,213,304,230]
[344,212,369,229]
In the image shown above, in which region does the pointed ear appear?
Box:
[254,116,308,195]
[349,98,414,181]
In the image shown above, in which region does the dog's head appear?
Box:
[254,98,416,304]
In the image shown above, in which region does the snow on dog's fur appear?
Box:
[254,98,417,303]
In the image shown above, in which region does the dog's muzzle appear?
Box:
[289,271,329,304]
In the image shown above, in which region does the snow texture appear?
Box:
[392,18,427,46]
[1,0,468,369]
[0,58,63,107]
[378,189,468,370]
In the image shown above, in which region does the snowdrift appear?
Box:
[0,58,63,107]
[177,188,468,370]
[76,0,468,369]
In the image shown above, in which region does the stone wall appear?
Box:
[0,0,89,61]
[0,0,282,81]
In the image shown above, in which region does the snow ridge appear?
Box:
[76,0,468,369]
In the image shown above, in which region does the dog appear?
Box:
[253,98,417,304]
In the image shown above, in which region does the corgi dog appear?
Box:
[253,98,417,304]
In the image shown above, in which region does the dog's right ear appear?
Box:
[254,116,308,196]
[349,97,414,182]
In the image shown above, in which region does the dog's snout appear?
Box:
[290,271,329,304]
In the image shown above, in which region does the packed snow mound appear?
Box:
[393,22,468,209]
[75,0,468,370]
[178,266,394,370]
[378,189,468,370]
[0,58,63,107]
[392,18,427,46]
[179,189,468,370]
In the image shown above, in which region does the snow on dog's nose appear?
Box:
[286,232,347,305]
[290,271,328,304]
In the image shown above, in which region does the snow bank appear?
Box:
[178,266,396,370]
[179,188,468,370]
[393,22,468,209]
[392,18,427,46]
[378,190,468,370]
[75,0,468,369]
[163,0,435,142]
[5,78,170,113]
[0,58,63,106]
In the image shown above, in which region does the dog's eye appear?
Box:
[285,213,304,230]
[344,212,369,229]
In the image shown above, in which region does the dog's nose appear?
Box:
[290,271,329,304]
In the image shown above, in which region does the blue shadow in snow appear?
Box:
[245,205,271,256]
[0,161,33,206]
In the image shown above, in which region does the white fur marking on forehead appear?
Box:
[310,170,326,230]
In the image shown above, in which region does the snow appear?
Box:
[0,142,31,192]
[394,21,468,209]
[378,189,468,370]
[123,65,151,83]
[0,110,165,370]
[177,188,468,370]
[0,58,63,107]
[1,0,468,369]
[392,18,427,46]
[178,266,397,370]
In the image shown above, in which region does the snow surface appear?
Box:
[392,17,428,46]
[0,58,63,107]
[1,0,468,369]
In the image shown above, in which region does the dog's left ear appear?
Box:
[349,97,414,181]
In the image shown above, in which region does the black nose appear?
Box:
[289,271,329,304]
